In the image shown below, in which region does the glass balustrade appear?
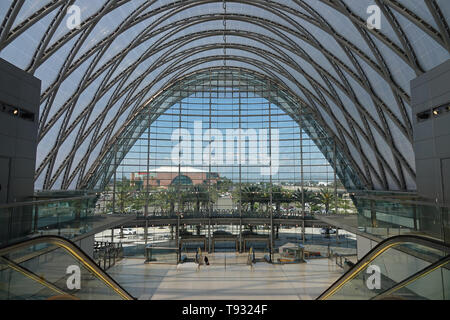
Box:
[0,236,134,300]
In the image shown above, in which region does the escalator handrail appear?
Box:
[0,255,78,299]
[0,235,135,300]
[373,254,450,300]
[317,235,449,300]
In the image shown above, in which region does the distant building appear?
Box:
[131,166,219,188]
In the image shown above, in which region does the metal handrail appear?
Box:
[373,255,450,300]
[0,256,77,299]
[0,195,98,209]
[317,235,449,300]
[0,235,135,300]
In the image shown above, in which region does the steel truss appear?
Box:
[0,0,448,191]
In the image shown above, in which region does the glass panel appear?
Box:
[355,195,447,242]
[382,260,450,300]
[0,238,132,300]
[92,69,360,220]
[0,195,97,247]
[326,241,447,300]
[0,258,59,300]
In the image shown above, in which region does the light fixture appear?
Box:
[433,109,439,116]
[13,109,19,115]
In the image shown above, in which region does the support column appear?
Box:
[336,227,339,243]
[299,99,305,244]
[370,200,377,227]
[239,218,242,253]
[112,144,117,214]
[144,220,148,245]
[144,103,151,245]
[176,99,182,261]
[268,81,274,262]
[176,217,180,262]
[413,206,418,230]
[208,219,211,253]
[208,71,212,254]
[334,139,338,215]
[238,70,243,254]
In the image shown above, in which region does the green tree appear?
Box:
[318,188,334,214]
[241,185,262,213]
[188,185,210,212]
[292,188,318,211]
[117,178,133,213]
[162,187,178,215]
[217,177,233,193]
[271,185,290,215]
[131,192,146,211]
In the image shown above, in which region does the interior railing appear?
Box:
[317,235,449,300]
[0,195,98,248]
[0,236,134,300]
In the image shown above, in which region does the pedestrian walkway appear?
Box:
[107,253,343,300]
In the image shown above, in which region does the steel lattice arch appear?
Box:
[0,0,449,191]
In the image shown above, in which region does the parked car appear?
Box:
[122,228,136,235]
[320,227,336,234]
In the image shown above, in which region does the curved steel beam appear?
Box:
[1,0,446,191]
[36,21,412,178]
[81,67,368,191]
[81,54,388,191]
[44,42,408,190]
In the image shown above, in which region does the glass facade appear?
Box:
[354,193,450,243]
[0,1,448,193]
[0,1,449,302]
[0,194,98,247]
[92,69,358,219]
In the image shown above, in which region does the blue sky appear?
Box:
[115,91,335,184]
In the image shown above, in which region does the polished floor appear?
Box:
[108,253,343,300]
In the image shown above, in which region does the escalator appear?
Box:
[318,235,450,300]
[2,234,448,300]
[0,236,134,300]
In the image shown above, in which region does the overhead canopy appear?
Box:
[0,0,449,191]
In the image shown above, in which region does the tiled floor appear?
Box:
[108,253,343,300]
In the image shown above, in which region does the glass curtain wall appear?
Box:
[96,70,356,223]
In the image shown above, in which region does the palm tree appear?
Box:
[271,185,289,215]
[164,187,178,215]
[292,188,317,211]
[318,188,334,214]
[189,185,209,212]
[117,179,133,213]
[241,185,262,213]
[131,192,146,212]
[153,188,176,215]
[179,190,190,213]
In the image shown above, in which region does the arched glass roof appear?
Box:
[0,0,449,191]
[88,68,364,191]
